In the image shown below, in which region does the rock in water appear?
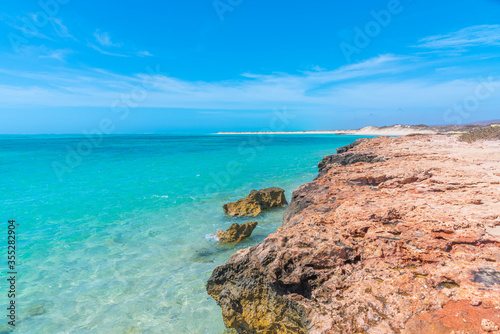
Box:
[223,187,288,217]
[214,222,258,243]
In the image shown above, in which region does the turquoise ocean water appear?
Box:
[0,134,372,333]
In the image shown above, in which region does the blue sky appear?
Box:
[1,0,500,133]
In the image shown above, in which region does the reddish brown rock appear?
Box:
[207,135,500,333]
[214,222,258,243]
[223,187,288,217]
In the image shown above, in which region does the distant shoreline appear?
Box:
[218,131,352,135]
[217,122,500,137]
[216,125,438,136]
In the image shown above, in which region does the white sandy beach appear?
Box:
[217,124,440,136]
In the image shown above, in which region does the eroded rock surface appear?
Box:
[214,222,258,243]
[208,135,500,333]
[335,138,365,154]
[223,187,288,217]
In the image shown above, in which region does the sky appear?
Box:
[1,0,500,133]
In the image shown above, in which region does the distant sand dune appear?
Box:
[217,123,497,136]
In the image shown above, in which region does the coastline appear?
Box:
[216,123,498,137]
[216,129,437,136]
[4,134,375,333]
[207,134,500,333]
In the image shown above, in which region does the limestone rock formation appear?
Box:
[317,152,386,178]
[335,138,365,154]
[214,222,258,244]
[207,135,500,334]
[223,187,288,217]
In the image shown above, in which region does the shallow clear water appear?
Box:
[0,134,372,333]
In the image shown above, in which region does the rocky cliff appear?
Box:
[207,135,500,334]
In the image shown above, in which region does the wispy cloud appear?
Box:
[50,18,77,41]
[136,50,153,57]
[93,30,122,47]
[1,54,498,114]
[416,25,500,50]
[87,42,129,57]
[38,48,72,61]
[4,21,53,41]
[89,30,151,57]
[4,45,72,62]
[2,14,77,46]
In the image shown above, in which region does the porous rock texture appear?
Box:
[223,187,288,217]
[214,222,258,243]
[207,135,500,334]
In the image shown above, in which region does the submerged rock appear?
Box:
[190,248,217,263]
[223,187,288,217]
[214,222,258,243]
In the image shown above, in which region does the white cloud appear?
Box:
[87,42,129,57]
[307,65,326,72]
[6,22,53,41]
[50,18,77,40]
[38,48,72,61]
[136,50,153,57]
[4,45,72,62]
[90,30,151,57]
[1,54,499,116]
[93,30,122,47]
[416,25,500,50]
